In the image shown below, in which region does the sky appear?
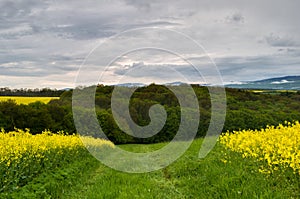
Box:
[0,0,300,88]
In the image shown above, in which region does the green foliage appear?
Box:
[0,87,63,97]
[0,100,74,134]
[1,153,99,199]
[0,85,300,143]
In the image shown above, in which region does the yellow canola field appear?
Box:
[0,129,114,191]
[220,121,300,174]
[0,96,59,105]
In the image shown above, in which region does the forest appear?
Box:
[0,87,63,97]
[0,84,299,144]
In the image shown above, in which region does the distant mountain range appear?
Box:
[69,76,300,90]
[114,83,146,87]
[114,82,189,87]
[225,76,300,90]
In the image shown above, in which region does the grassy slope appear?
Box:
[0,96,59,105]
[62,139,299,199]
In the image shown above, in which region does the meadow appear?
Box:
[1,122,299,198]
[0,96,59,105]
[0,87,299,198]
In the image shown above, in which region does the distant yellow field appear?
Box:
[0,96,59,105]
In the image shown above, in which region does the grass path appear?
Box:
[63,139,298,199]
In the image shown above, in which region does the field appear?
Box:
[249,89,298,94]
[0,130,114,198]
[220,121,300,175]
[2,123,299,198]
[0,96,59,105]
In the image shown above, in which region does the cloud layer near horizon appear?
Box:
[1,0,300,88]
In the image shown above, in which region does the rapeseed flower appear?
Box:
[220,121,300,175]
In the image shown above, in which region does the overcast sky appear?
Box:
[0,0,300,88]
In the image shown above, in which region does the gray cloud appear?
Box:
[216,52,300,82]
[112,61,207,84]
[124,0,152,11]
[265,33,299,47]
[0,61,78,77]
[225,12,244,24]
[0,0,299,88]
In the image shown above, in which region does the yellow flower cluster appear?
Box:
[220,121,300,175]
[0,129,114,191]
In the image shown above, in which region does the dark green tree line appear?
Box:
[0,85,299,144]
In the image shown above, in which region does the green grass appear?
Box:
[1,153,100,199]
[59,139,298,199]
[0,96,59,105]
[6,138,299,198]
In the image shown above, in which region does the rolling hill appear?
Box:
[225,76,300,90]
